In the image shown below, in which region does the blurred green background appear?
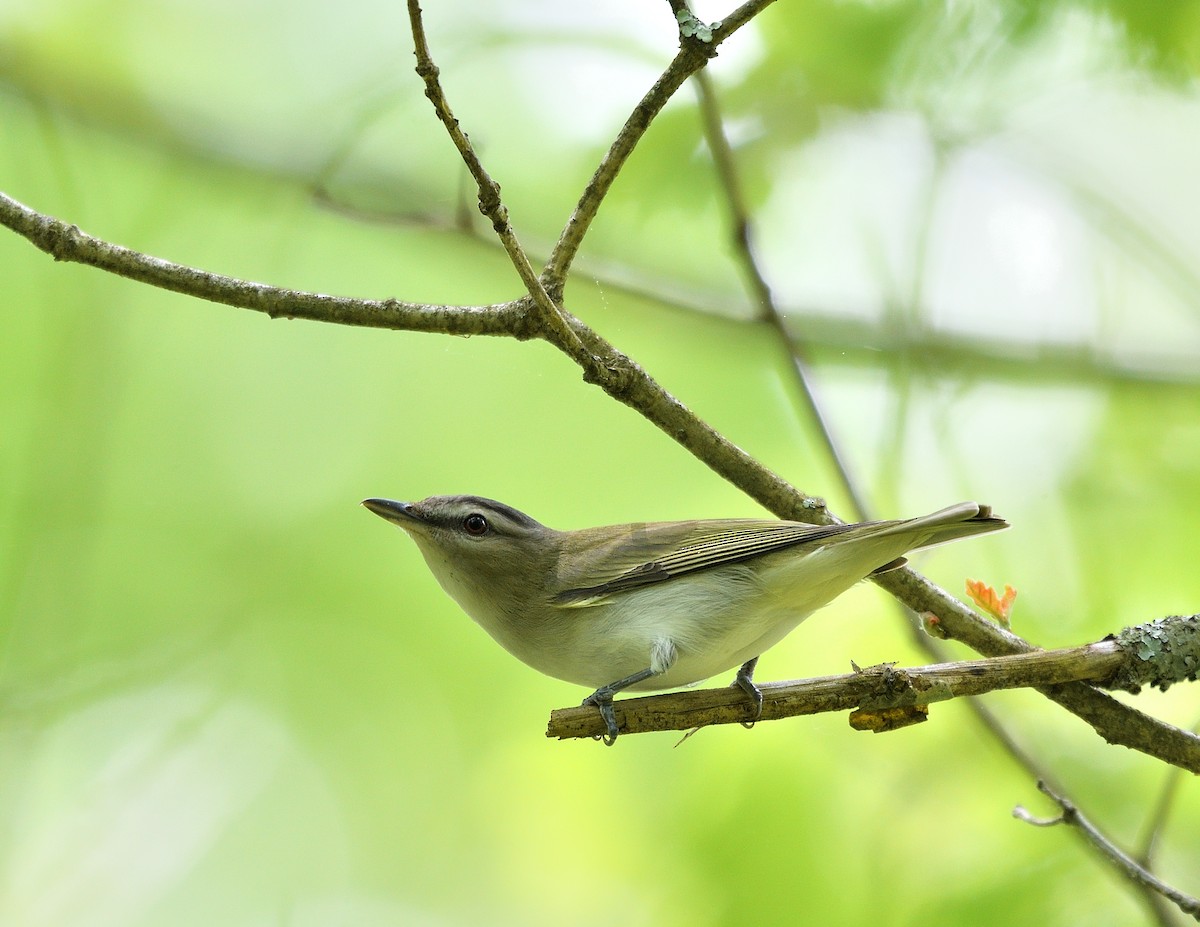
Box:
[2,1,1199,925]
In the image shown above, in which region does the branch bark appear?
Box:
[547,616,1200,765]
[547,643,1124,741]
[0,191,533,337]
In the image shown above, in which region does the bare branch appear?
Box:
[543,0,780,289]
[405,0,592,364]
[0,192,530,336]
[0,187,825,522]
[1015,781,1200,922]
[1139,718,1200,864]
[693,68,1198,921]
[548,615,1200,775]
[1137,718,1200,925]
[692,64,1200,916]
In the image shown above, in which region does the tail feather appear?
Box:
[861,502,1008,575]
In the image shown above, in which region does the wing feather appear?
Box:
[551,519,856,606]
[549,502,1006,607]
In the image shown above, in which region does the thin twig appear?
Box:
[1139,719,1200,866]
[542,0,780,290]
[0,192,824,523]
[401,3,829,520]
[405,0,592,365]
[693,68,872,522]
[1138,719,1200,926]
[1015,781,1200,922]
[696,57,1200,772]
[690,69,1196,920]
[690,69,1200,916]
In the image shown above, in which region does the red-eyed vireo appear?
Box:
[363,495,1008,743]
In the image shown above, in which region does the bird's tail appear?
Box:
[856,502,1009,574]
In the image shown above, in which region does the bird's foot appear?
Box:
[582,687,620,745]
[732,657,763,729]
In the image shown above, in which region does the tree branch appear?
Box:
[543,0,779,290]
[0,184,824,520]
[694,65,1198,920]
[405,0,592,365]
[546,643,1119,741]
[547,615,1200,772]
[880,574,1200,772]
[0,192,533,337]
[1015,780,1200,922]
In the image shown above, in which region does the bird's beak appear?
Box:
[361,498,421,527]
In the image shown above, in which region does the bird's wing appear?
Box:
[551,518,857,606]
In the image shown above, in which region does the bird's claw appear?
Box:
[733,658,763,729]
[582,687,620,745]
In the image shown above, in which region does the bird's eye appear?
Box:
[463,513,489,536]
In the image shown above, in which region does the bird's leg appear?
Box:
[732,657,763,728]
[582,667,658,746]
[582,637,678,745]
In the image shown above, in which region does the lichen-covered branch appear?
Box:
[547,641,1124,740]
[880,570,1200,771]
[547,615,1200,775]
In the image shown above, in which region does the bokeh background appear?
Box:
[2,1,1199,925]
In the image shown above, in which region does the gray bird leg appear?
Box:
[732,657,763,728]
[582,667,658,746]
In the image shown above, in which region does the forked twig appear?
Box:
[1016,781,1200,922]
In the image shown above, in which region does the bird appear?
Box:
[363,495,1008,743]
